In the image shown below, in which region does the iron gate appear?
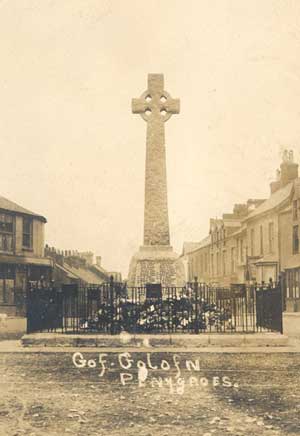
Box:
[26,287,63,333]
[256,285,283,333]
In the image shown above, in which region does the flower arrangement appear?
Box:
[79,294,233,333]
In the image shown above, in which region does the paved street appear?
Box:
[1,348,300,436]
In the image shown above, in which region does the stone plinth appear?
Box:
[128,245,184,287]
[21,332,289,348]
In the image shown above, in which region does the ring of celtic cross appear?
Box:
[138,90,177,123]
[132,74,180,123]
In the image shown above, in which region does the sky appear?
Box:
[1,0,300,277]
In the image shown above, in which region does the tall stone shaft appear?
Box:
[144,114,169,245]
[132,73,180,246]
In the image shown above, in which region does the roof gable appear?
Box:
[0,196,46,222]
[63,263,105,285]
[244,182,293,221]
[182,236,211,255]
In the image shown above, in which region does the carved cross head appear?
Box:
[132,74,180,123]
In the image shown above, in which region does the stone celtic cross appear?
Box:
[132,74,180,246]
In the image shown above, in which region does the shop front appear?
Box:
[0,255,53,316]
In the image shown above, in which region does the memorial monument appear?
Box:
[128,74,184,286]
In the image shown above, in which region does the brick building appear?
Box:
[182,150,300,311]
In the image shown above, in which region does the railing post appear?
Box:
[25,282,30,334]
[194,276,199,334]
[109,275,115,334]
[278,281,283,334]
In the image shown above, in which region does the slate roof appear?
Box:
[197,235,211,249]
[92,264,110,278]
[55,263,78,279]
[182,236,211,255]
[244,182,293,221]
[229,225,246,238]
[63,263,106,285]
[182,242,202,255]
[0,196,46,222]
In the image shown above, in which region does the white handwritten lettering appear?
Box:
[213,376,220,387]
[199,377,209,387]
[118,352,133,370]
[71,352,239,394]
[186,359,200,371]
[72,352,86,368]
[151,377,163,388]
[164,377,174,394]
[173,355,181,379]
[120,373,133,385]
[147,353,158,370]
[176,377,185,395]
[161,360,171,371]
[222,376,232,387]
[138,365,148,387]
[98,353,108,377]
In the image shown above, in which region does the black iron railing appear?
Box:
[26,280,283,334]
[255,283,283,333]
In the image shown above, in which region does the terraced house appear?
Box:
[182,150,300,312]
[0,196,52,317]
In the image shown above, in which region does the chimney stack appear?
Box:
[233,204,247,217]
[270,150,298,194]
[270,170,281,194]
[96,256,102,267]
[280,149,298,188]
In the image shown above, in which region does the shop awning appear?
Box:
[0,253,53,267]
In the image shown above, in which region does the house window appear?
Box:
[198,255,201,274]
[260,225,264,255]
[189,258,194,281]
[223,251,226,275]
[0,265,15,304]
[0,213,13,252]
[268,222,274,253]
[250,229,255,256]
[22,217,33,249]
[293,225,299,254]
[231,247,236,274]
[293,200,298,220]
[296,270,300,299]
[240,239,244,263]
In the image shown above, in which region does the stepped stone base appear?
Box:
[128,245,185,287]
[21,332,289,348]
